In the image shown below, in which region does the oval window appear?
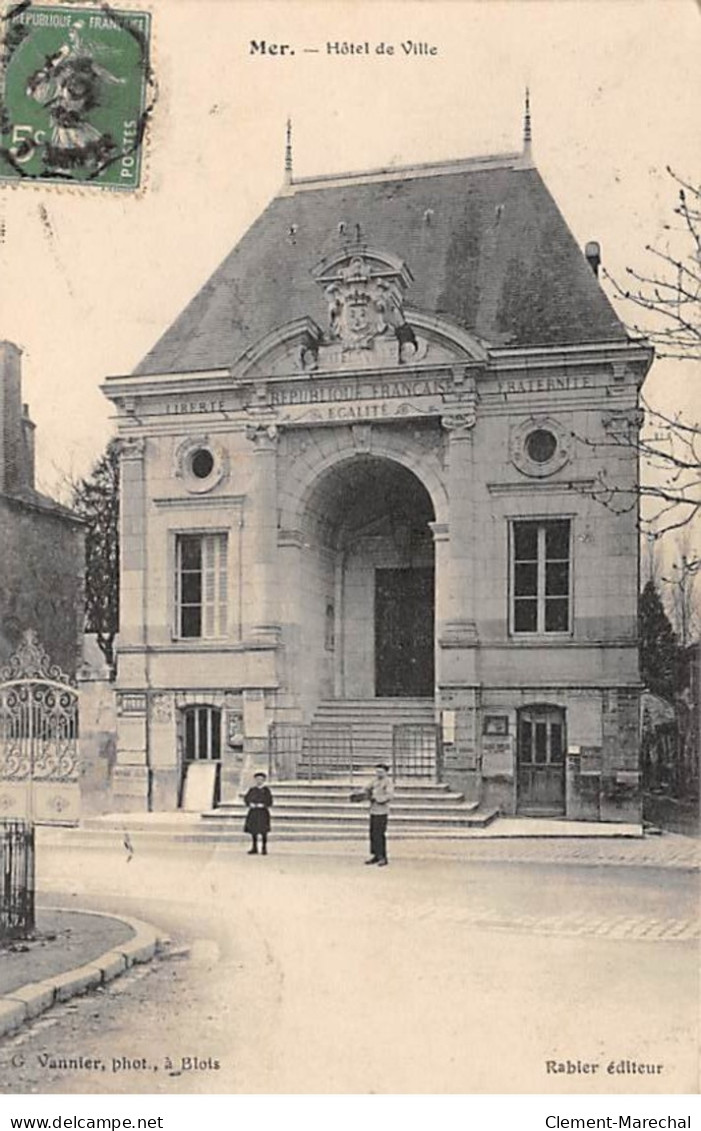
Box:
[191,448,215,480]
[526,429,557,464]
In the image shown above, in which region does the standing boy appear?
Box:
[362,762,394,867]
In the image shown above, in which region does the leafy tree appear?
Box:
[638,580,678,702]
[71,440,120,677]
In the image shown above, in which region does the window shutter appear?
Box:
[202,533,228,637]
[217,535,228,636]
[203,535,216,637]
[175,536,182,635]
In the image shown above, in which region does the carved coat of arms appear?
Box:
[324,256,407,350]
[308,248,417,361]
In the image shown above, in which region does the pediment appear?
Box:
[231,243,488,381]
[231,317,324,382]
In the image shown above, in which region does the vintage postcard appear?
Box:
[0,0,699,1104]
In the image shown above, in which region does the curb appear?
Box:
[0,909,169,1041]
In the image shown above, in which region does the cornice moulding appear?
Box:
[152,493,245,510]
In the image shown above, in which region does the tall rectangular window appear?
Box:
[176,533,228,638]
[511,519,571,634]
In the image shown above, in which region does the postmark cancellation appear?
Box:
[0,1,152,189]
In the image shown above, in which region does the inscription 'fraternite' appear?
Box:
[498,375,592,395]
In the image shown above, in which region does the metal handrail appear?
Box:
[392,723,441,781]
[0,820,35,940]
[268,723,354,780]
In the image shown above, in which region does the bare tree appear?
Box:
[604,169,701,364]
[580,170,701,549]
[661,531,701,647]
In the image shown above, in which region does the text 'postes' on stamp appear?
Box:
[1,3,153,190]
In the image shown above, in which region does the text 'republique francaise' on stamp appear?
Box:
[0,1,153,190]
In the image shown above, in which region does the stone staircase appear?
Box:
[306,697,437,774]
[202,779,499,838]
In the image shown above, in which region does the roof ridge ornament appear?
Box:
[523,87,533,166]
[284,117,293,185]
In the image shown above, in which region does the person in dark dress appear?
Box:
[243,771,273,855]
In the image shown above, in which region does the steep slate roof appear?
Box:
[134,156,627,376]
[0,485,83,524]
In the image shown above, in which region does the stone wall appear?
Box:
[0,495,84,676]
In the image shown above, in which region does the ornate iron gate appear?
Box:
[0,632,80,826]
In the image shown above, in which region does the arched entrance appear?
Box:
[297,455,436,711]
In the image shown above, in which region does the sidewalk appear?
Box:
[65,810,649,839]
[0,908,167,1040]
[38,813,701,869]
[0,909,134,997]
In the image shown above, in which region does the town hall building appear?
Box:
[103,114,652,823]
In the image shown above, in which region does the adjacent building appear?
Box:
[0,341,84,676]
[103,123,652,821]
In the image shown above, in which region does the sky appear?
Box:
[1,0,699,518]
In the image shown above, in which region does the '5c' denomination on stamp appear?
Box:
[0,2,153,189]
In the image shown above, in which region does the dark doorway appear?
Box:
[179,706,222,808]
[516,705,566,815]
[375,568,434,697]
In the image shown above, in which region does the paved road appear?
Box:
[0,841,698,1094]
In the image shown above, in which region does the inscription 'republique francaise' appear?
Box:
[269,376,449,407]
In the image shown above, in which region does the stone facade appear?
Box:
[0,342,84,676]
[103,146,652,821]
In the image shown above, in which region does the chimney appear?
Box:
[0,341,24,495]
[21,403,36,489]
[585,240,601,277]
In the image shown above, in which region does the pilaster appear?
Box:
[244,424,282,645]
[118,435,148,670]
[114,438,150,811]
[439,401,479,673]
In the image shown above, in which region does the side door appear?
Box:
[516,705,566,815]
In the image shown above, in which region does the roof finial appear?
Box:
[284,117,293,184]
[523,87,533,163]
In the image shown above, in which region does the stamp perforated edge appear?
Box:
[0,0,157,198]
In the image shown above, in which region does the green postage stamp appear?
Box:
[1,2,152,189]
